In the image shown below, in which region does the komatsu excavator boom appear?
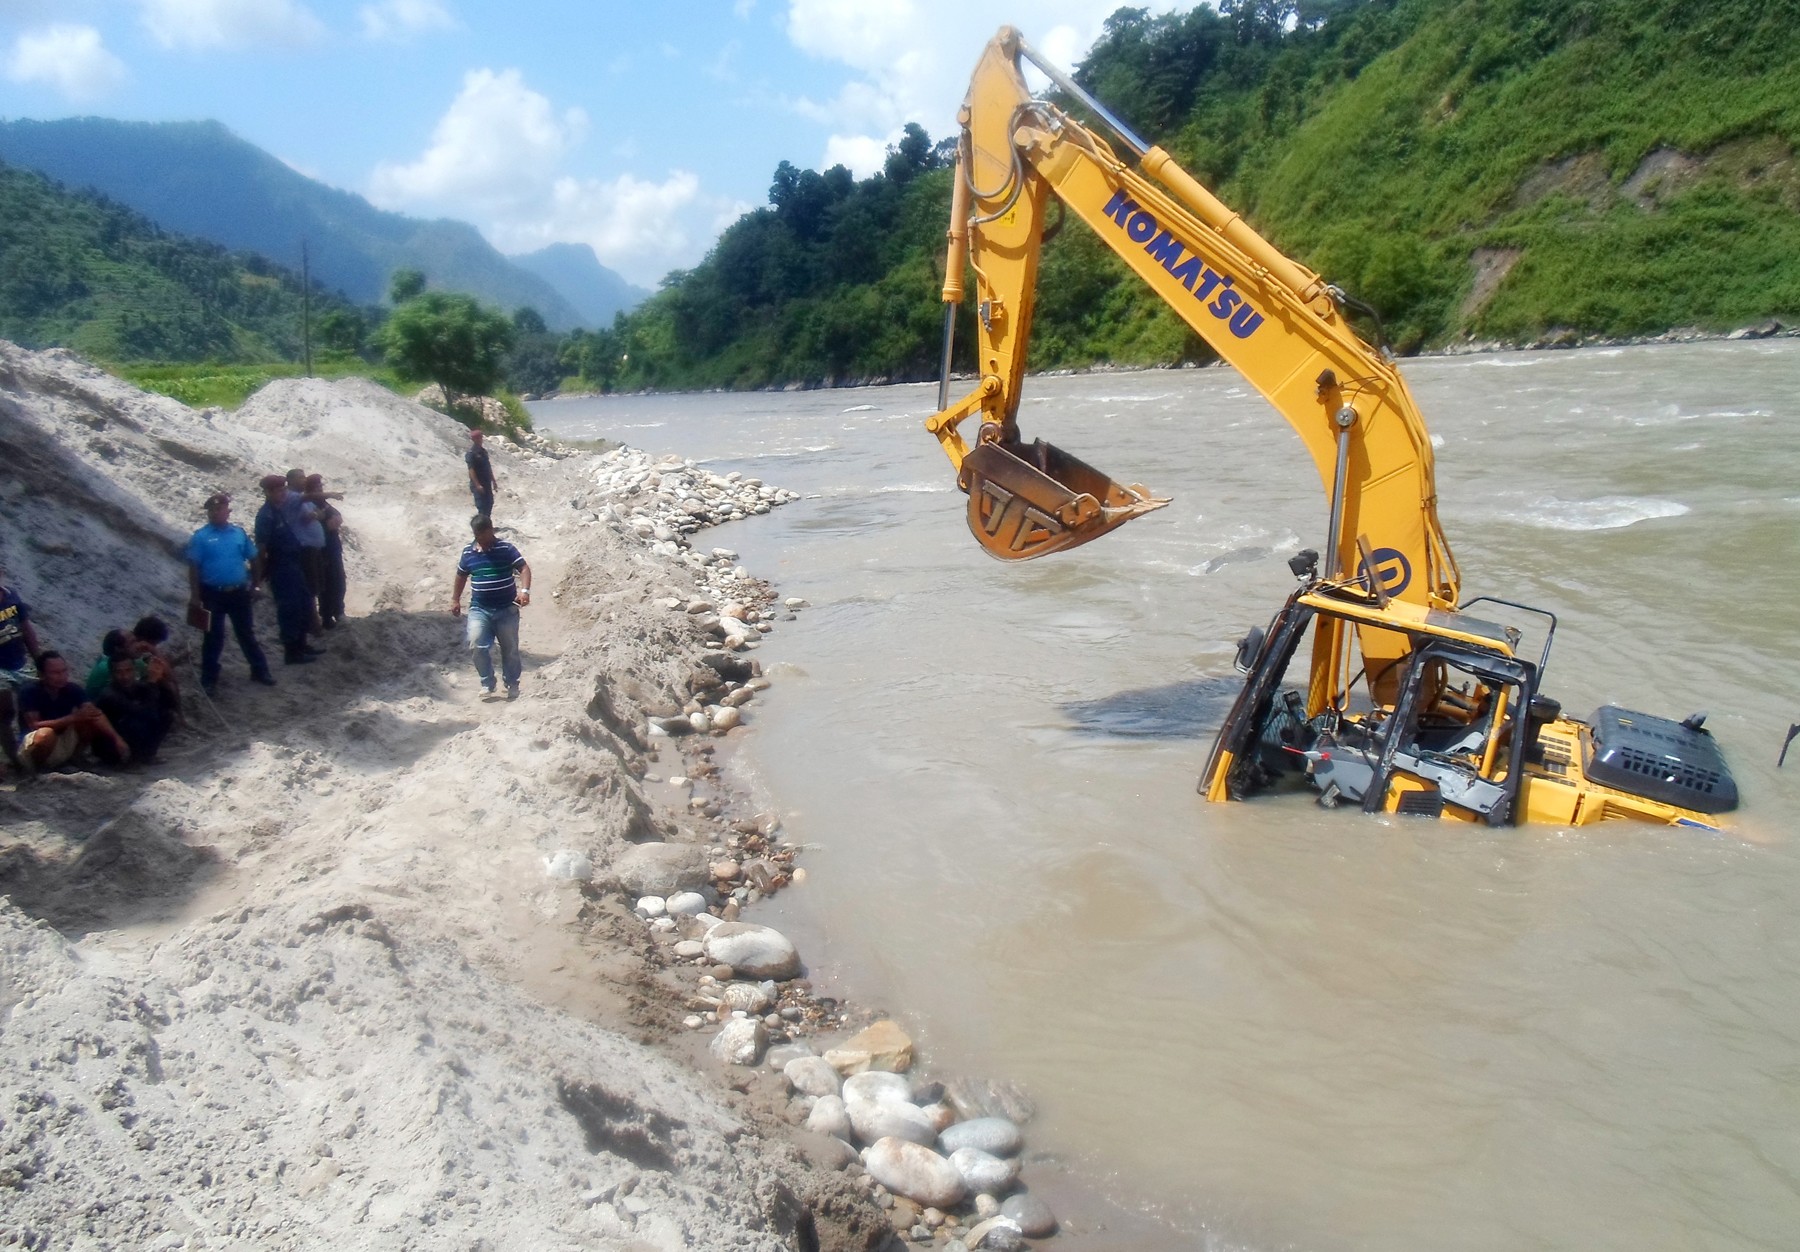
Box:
[925,28,1738,829]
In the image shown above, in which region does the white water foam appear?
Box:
[1502,494,1690,530]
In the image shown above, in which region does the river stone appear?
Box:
[846,1095,936,1146]
[634,895,666,918]
[665,890,708,916]
[765,1042,817,1069]
[712,706,742,731]
[721,981,773,1014]
[965,1216,1024,1251]
[943,1078,1035,1125]
[824,1019,914,1074]
[614,842,710,897]
[938,1117,1023,1158]
[806,1094,852,1140]
[862,1138,966,1209]
[673,939,704,958]
[842,1071,913,1105]
[702,921,801,979]
[709,1017,766,1066]
[949,1147,1019,1195]
[785,1056,842,1098]
[1000,1192,1057,1238]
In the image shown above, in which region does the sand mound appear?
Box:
[0,344,883,1251]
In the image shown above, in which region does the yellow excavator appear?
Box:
[924,27,1738,829]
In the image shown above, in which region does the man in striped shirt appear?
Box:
[450,515,531,700]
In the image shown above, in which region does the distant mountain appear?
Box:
[510,242,647,328]
[0,117,594,331]
[0,159,353,362]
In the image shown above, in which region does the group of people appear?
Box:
[0,579,181,773]
[187,468,349,690]
[1,427,528,779]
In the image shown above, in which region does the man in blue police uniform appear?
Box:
[186,492,274,695]
[254,475,323,667]
[450,514,530,700]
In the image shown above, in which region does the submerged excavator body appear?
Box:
[923,28,1739,829]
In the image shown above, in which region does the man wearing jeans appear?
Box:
[450,514,530,701]
[185,493,275,695]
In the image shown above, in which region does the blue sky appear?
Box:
[0,0,1181,287]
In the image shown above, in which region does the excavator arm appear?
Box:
[926,27,1461,715]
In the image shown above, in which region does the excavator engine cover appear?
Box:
[1584,706,1739,815]
[961,438,1170,560]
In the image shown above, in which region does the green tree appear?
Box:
[378,291,514,406]
[389,267,426,304]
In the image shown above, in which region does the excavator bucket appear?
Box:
[960,439,1170,560]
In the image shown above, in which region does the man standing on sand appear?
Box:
[466,429,497,518]
[186,492,275,694]
[254,475,322,667]
[450,514,530,701]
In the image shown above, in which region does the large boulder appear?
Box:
[863,1138,966,1209]
[701,921,800,979]
[613,842,711,898]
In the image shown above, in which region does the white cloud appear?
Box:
[138,0,326,51]
[5,25,127,102]
[370,68,586,213]
[499,171,708,283]
[781,0,1183,168]
[370,68,721,287]
[822,133,884,178]
[359,0,458,42]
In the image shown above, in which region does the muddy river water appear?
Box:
[537,339,1800,1251]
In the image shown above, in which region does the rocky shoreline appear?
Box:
[565,444,1067,1250]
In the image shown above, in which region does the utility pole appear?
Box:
[301,239,314,378]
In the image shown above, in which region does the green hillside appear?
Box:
[584,0,1800,391]
[0,160,360,364]
[0,119,609,332]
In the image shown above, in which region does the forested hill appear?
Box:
[0,118,619,332]
[0,160,358,363]
[577,0,1800,392]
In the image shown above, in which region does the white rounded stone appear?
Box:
[784,1056,842,1099]
[862,1138,966,1209]
[949,1147,1019,1196]
[702,921,801,979]
[806,1093,852,1140]
[664,890,708,916]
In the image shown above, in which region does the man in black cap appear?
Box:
[185,492,274,694]
[253,475,321,666]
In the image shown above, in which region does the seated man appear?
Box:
[19,651,127,771]
[92,654,177,767]
[131,615,182,717]
[85,628,139,697]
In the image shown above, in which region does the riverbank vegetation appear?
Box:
[573,0,1800,389]
[4,0,1797,398]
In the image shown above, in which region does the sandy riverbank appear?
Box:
[0,343,904,1250]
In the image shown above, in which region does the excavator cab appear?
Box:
[960,428,1170,560]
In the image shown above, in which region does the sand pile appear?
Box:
[0,344,885,1251]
